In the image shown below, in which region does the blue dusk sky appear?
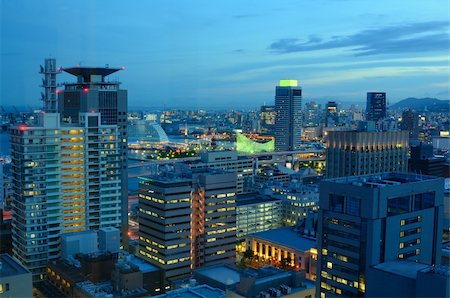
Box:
[1,0,449,109]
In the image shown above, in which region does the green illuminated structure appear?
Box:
[236,133,274,153]
[279,79,298,87]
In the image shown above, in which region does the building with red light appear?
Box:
[10,112,121,280]
[57,66,129,243]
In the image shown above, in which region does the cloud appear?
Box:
[233,14,259,19]
[269,21,450,56]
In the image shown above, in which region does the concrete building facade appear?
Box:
[0,254,32,298]
[138,169,237,283]
[316,173,444,297]
[326,130,409,178]
[188,151,253,194]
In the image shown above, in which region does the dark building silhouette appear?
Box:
[400,109,419,140]
[409,142,446,177]
[366,92,386,122]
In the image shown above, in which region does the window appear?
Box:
[346,196,361,216]
[387,195,410,216]
[330,194,344,213]
[414,192,435,211]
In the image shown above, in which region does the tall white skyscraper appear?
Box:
[11,113,121,280]
[275,80,302,151]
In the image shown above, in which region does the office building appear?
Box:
[0,254,32,298]
[304,101,321,128]
[275,80,302,151]
[58,66,128,241]
[409,142,446,177]
[400,109,419,140]
[325,101,339,127]
[236,193,282,238]
[138,169,237,282]
[366,92,386,122]
[10,112,121,280]
[366,261,449,298]
[325,130,408,178]
[187,151,253,194]
[317,173,444,297]
[260,105,276,134]
[270,183,319,226]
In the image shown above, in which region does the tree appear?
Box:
[243,249,254,261]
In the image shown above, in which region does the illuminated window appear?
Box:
[399,243,404,249]
[327,262,333,269]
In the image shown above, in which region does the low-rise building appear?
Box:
[154,284,225,298]
[194,265,315,298]
[366,260,449,298]
[236,193,282,238]
[0,254,32,298]
[245,227,317,280]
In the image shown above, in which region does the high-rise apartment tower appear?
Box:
[11,113,121,280]
[58,66,128,241]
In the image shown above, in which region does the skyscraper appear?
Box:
[325,101,339,127]
[10,113,121,280]
[138,169,236,283]
[260,105,276,134]
[316,172,444,297]
[366,92,386,122]
[58,66,128,241]
[400,109,419,140]
[325,130,409,178]
[275,80,302,151]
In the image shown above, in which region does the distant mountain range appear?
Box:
[390,98,450,113]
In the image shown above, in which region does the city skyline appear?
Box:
[1,0,449,109]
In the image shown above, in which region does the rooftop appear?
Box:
[0,254,31,278]
[248,227,316,251]
[236,193,281,206]
[372,260,430,279]
[63,66,122,82]
[195,265,241,286]
[326,172,440,188]
[154,285,224,298]
[127,255,160,273]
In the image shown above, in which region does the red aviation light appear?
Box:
[19,125,28,131]
[83,88,89,93]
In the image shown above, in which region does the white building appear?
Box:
[11,113,121,280]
